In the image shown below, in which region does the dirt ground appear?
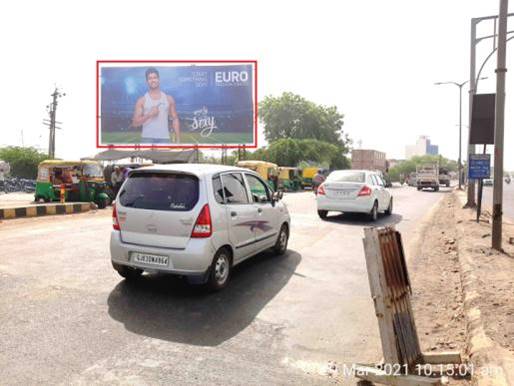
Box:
[408,193,469,383]
[454,203,514,355]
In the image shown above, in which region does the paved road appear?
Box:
[481,181,514,221]
[0,192,35,208]
[0,185,448,385]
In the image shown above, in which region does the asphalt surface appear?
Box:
[481,181,514,221]
[0,185,448,385]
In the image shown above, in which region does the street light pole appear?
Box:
[467,19,478,207]
[434,79,486,190]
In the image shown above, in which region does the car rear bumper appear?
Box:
[110,231,217,276]
[316,195,374,213]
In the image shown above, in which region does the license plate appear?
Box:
[132,252,169,267]
[333,190,351,198]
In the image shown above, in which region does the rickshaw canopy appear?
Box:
[236,161,279,181]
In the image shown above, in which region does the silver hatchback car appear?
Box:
[110,164,291,290]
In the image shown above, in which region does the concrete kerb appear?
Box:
[0,202,94,220]
[454,191,511,386]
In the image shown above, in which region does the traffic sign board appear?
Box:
[468,154,491,179]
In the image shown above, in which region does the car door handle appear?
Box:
[231,211,237,217]
[257,208,263,213]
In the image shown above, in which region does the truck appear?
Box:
[416,164,439,191]
[351,149,387,172]
[438,167,450,187]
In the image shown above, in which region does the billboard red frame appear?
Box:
[96,60,258,149]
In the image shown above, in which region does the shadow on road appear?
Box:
[107,249,301,346]
[322,213,403,227]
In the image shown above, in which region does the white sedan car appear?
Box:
[316,170,393,221]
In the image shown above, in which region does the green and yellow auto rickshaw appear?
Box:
[278,167,302,192]
[35,160,111,208]
[302,167,320,189]
[236,160,279,190]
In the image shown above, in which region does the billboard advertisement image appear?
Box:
[97,61,256,148]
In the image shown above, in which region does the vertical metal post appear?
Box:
[477,145,487,223]
[467,19,478,207]
[458,85,463,189]
[492,0,508,250]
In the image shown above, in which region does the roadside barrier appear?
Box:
[355,227,462,385]
[0,202,91,220]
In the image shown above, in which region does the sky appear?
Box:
[1,0,513,168]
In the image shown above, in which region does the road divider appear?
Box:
[0,202,93,220]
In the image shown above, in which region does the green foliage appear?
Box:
[389,155,458,182]
[259,92,350,149]
[245,138,350,169]
[0,146,48,179]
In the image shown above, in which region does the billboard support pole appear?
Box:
[194,145,200,163]
[477,145,487,223]
[221,145,227,165]
[492,0,508,251]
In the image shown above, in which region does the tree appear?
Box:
[259,92,349,148]
[0,146,48,179]
[244,138,350,170]
[388,155,459,182]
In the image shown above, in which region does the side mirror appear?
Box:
[273,190,284,201]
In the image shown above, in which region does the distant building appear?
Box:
[405,136,439,159]
[351,149,387,172]
[387,159,404,169]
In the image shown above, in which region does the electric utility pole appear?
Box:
[44,87,65,159]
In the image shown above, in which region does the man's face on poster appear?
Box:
[146,72,160,90]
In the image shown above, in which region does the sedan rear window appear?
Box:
[118,172,199,211]
[327,171,365,183]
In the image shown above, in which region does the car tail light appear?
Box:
[358,185,372,196]
[191,204,212,238]
[317,184,326,195]
[112,202,120,230]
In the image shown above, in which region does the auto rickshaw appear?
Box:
[236,160,279,190]
[35,160,111,208]
[302,166,321,189]
[278,167,302,191]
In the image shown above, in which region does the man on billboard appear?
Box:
[132,67,181,143]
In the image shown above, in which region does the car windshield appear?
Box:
[327,171,365,183]
[119,172,199,211]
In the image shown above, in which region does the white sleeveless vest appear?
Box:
[142,91,170,139]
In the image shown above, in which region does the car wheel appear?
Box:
[369,201,378,221]
[207,248,232,291]
[113,262,142,281]
[274,224,289,255]
[385,198,393,216]
[318,210,328,219]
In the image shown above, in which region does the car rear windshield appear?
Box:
[118,172,199,211]
[327,171,365,183]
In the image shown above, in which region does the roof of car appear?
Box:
[330,169,375,174]
[131,163,257,177]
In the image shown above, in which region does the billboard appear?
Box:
[97,61,257,148]
[470,93,495,145]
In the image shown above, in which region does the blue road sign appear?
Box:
[468,154,491,179]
